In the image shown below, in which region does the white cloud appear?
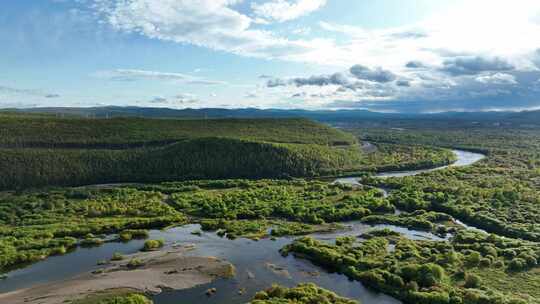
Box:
[475,73,517,85]
[349,65,396,83]
[251,0,326,23]
[81,0,540,111]
[317,1,540,70]
[89,1,540,69]
[91,0,316,59]
[93,69,225,85]
[147,93,199,105]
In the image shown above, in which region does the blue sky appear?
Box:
[1,0,540,112]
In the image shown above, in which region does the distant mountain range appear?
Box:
[3,106,539,126]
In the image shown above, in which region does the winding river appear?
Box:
[0,149,485,304]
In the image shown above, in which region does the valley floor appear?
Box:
[1,122,539,304]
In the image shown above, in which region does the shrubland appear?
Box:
[0,187,184,272]
[0,179,396,272]
[355,126,540,242]
[282,229,540,303]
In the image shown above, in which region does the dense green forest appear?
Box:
[0,114,358,189]
[0,114,455,190]
[0,114,356,147]
[0,138,364,189]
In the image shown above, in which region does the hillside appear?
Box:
[0,115,362,189]
[0,114,356,147]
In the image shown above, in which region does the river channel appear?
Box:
[0,149,486,304]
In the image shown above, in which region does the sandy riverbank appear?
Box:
[0,245,235,304]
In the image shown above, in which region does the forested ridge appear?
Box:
[0,114,456,190]
[0,114,356,147]
[0,115,362,189]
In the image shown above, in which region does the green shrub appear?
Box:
[250,283,358,304]
[466,251,481,267]
[111,252,124,261]
[508,258,527,271]
[80,237,104,247]
[126,259,145,269]
[142,239,164,251]
[464,273,482,288]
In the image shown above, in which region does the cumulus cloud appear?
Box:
[267,78,290,87]
[264,65,406,107]
[85,1,540,70]
[405,61,427,69]
[266,64,401,97]
[440,56,515,76]
[396,80,411,87]
[266,70,363,90]
[262,60,540,112]
[93,69,225,85]
[37,1,540,111]
[292,73,350,87]
[349,65,396,83]
[252,0,327,23]
[475,73,517,85]
[91,0,315,59]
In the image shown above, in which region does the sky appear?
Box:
[1,0,540,113]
